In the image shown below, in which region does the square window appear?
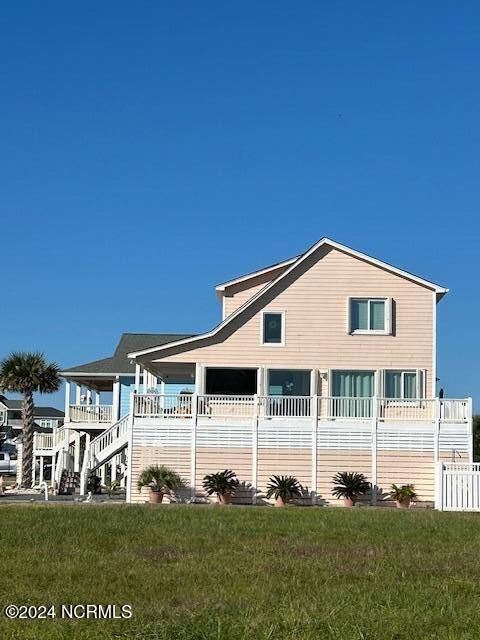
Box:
[350,298,388,333]
[262,312,283,344]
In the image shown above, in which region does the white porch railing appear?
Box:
[132,394,472,422]
[318,396,373,420]
[378,398,436,421]
[134,394,193,418]
[440,399,470,422]
[89,414,130,462]
[69,404,113,423]
[259,396,311,418]
[199,395,256,418]
[33,433,54,450]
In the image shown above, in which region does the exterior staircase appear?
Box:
[79,414,130,494]
[58,469,80,495]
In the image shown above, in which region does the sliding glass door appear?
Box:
[332,371,374,418]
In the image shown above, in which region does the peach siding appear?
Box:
[377,451,435,501]
[195,447,253,503]
[155,246,435,395]
[257,448,312,502]
[222,264,290,318]
[130,445,191,504]
[317,450,372,506]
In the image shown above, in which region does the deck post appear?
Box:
[434,398,440,464]
[252,394,259,505]
[468,397,474,463]
[371,396,378,505]
[73,431,81,472]
[435,460,444,510]
[64,380,71,423]
[125,392,135,504]
[311,394,318,505]
[112,377,120,422]
[190,393,198,500]
[134,364,141,392]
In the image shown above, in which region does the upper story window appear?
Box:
[262,311,284,345]
[349,298,392,335]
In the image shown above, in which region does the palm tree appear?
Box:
[0,352,61,487]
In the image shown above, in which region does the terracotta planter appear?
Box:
[395,499,411,509]
[343,497,356,507]
[275,496,286,507]
[149,490,164,504]
[218,493,232,505]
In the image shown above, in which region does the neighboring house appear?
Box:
[0,396,64,483]
[0,395,64,436]
[37,237,471,503]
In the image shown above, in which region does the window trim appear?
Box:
[260,310,285,347]
[348,297,392,335]
[383,369,425,403]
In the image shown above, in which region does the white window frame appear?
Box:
[348,297,392,335]
[260,310,285,347]
[383,369,425,405]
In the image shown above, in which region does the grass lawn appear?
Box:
[1,505,480,639]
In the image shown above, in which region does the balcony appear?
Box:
[132,394,472,423]
[69,404,113,423]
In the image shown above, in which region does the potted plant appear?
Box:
[202,469,239,504]
[331,471,370,507]
[389,484,417,509]
[137,464,185,504]
[266,475,303,507]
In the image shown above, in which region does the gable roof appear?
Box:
[129,237,448,360]
[215,255,299,293]
[61,333,196,376]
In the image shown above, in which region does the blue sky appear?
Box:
[0,2,479,409]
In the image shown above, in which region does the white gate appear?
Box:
[437,463,480,511]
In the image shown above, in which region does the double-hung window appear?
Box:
[349,298,391,334]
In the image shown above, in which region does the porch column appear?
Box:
[257,368,266,396]
[113,377,120,421]
[134,363,141,392]
[95,391,100,406]
[75,384,81,405]
[39,456,44,485]
[64,380,71,422]
[86,388,92,405]
[311,369,319,505]
[310,369,319,396]
[73,431,81,472]
[195,363,205,395]
[84,432,91,471]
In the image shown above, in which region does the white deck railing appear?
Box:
[132,394,472,422]
[134,394,193,418]
[199,395,256,418]
[378,398,436,421]
[69,404,113,423]
[318,396,373,420]
[33,433,54,450]
[259,395,312,418]
[89,414,130,462]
